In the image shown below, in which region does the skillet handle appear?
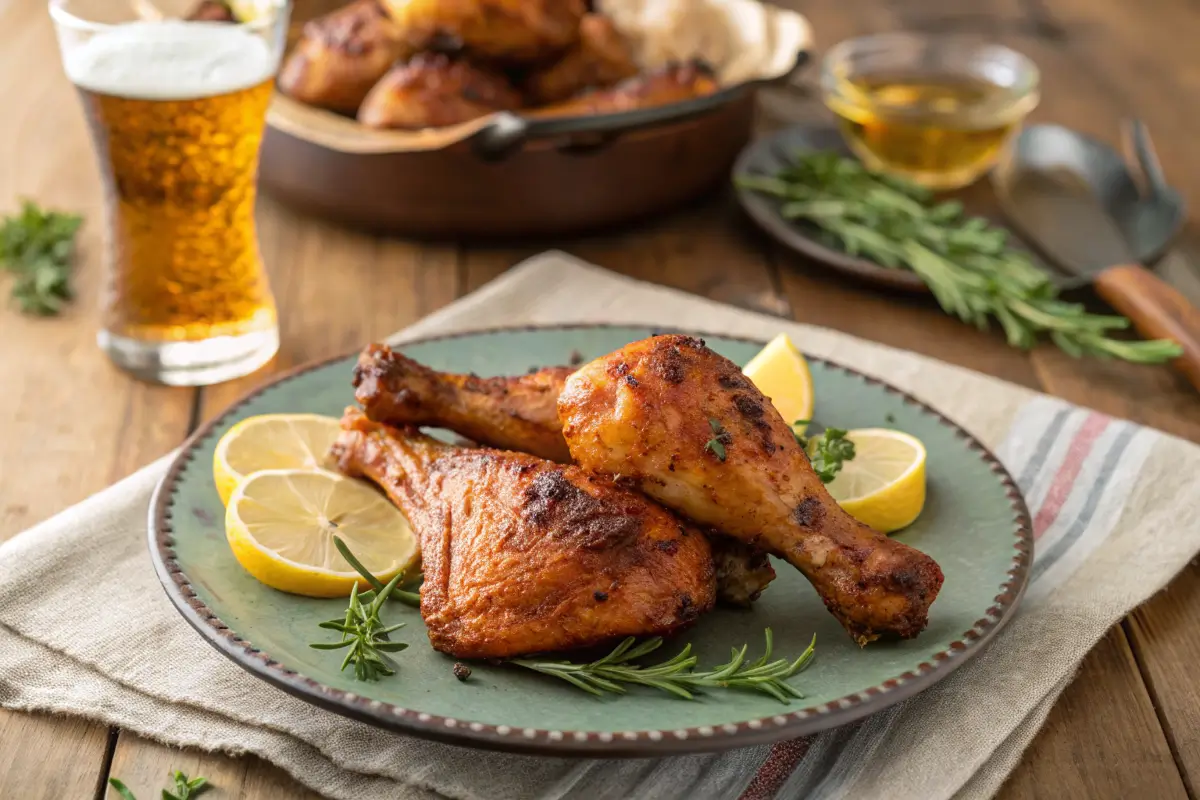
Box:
[1093,263,1200,391]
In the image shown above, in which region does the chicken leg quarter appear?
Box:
[332,409,716,659]
[352,343,776,605]
[557,335,944,644]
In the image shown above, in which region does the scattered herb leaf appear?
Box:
[705,417,731,462]
[108,771,210,800]
[0,200,83,316]
[108,778,138,800]
[512,628,815,703]
[885,413,896,425]
[163,771,210,800]
[736,154,1183,364]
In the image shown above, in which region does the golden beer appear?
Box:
[80,79,276,342]
[52,3,289,385]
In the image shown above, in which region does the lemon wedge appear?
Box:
[213,413,342,506]
[825,429,927,533]
[742,333,816,437]
[225,468,418,597]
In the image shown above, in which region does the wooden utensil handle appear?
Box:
[1094,263,1200,390]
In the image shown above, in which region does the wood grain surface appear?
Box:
[2,0,1200,798]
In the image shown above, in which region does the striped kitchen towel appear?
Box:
[2,252,1198,800]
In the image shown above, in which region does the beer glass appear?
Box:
[50,0,289,386]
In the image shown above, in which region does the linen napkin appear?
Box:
[3,252,1199,800]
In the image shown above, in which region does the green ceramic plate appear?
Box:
[150,325,1031,756]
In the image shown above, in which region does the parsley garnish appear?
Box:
[0,200,83,316]
[794,420,856,484]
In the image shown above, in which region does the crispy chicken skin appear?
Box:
[278,0,411,115]
[352,343,777,606]
[381,0,586,64]
[532,61,719,118]
[523,14,638,105]
[332,409,715,659]
[353,343,573,461]
[558,335,944,644]
[357,53,522,129]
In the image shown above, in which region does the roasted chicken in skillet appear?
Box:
[357,53,522,129]
[381,0,586,63]
[351,343,777,606]
[278,0,412,115]
[558,335,944,644]
[531,61,719,118]
[522,13,639,105]
[332,409,715,659]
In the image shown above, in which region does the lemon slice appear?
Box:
[743,333,816,437]
[213,413,342,506]
[228,0,273,23]
[825,428,927,533]
[226,468,418,597]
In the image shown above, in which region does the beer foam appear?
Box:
[65,21,277,100]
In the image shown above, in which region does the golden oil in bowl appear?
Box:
[821,35,1040,190]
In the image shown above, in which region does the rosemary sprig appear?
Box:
[333,535,420,607]
[511,628,816,703]
[704,417,731,462]
[0,200,83,316]
[736,153,1183,364]
[309,536,419,681]
[310,575,409,681]
[108,771,209,800]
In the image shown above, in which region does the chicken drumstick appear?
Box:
[558,335,944,644]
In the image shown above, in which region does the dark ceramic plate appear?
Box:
[734,125,1183,294]
[149,325,1032,756]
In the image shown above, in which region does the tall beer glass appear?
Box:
[50,0,289,385]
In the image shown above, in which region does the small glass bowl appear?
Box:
[819,33,1040,190]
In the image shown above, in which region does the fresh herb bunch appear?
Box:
[736,153,1183,364]
[512,628,816,703]
[308,536,420,682]
[0,200,83,315]
[795,422,856,483]
[108,770,209,800]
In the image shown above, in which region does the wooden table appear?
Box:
[3,0,1200,797]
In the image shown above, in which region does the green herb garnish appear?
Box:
[736,153,1183,364]
[512,629,815,703]
[794,421,856,483]
[0,200,83,316]
[333,535,420,607]
[704,417,731,462]
[308,536,419,682]
[806,427,856,484]
[108,771,209,800]
[310,576,409,682]
[107,779,137,800]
